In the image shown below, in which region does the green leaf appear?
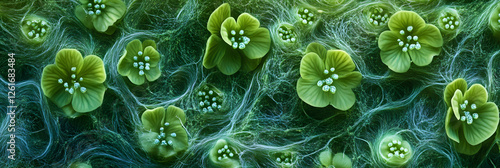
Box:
[388,11,426,32]
[463,102,499,145]
[164,124,188,152]
[305,42,327,60]
[117,50,132,76]
[143,46,161,67]
[220,17,238,46]
[451,89,464,120]
[138,132,160,154]
[217,47,241,75]
[414,24,443,47]
[41,64,72,107]
[127,69,145,85]
[296,78,331,108]
[71,82,106,112]
[92,0,126,32]
[445,107,460,143]
[452,127,482,155]
[55,49,83,74]
[163,105,186,125]
[74,5,94,29]
[236,13,260,33]
[300,53,324,81]
[325,50,356,75]
[79,55,106,85]
[203,35,227,69]
[334,71,362,89]
[242,27,270,59]
[332,153,352,168]
[464,84,488,106]
[378,31,402,51]
[319,149,333,166]
[408,43,441,66]
[240,56,261,72]
[145,66,161,82]
[444,78,467,107]
[330,85,356,111]
[126,40,143,58]
[142,39,157,50]
[380,47,411,73]
[141,107,165,132]
[207,3,231,35]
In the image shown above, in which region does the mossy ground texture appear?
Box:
[0,0,499,167]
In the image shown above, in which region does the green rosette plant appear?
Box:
[437,8,461,35]
[377,134,413,167]
[378,11,443,73]
[203,3,271,75]
[297,42,362,110]
[117,39,161,85]
[138,106,188,161]
[209,139,240,168]
[444,78,499,155]
[74,0,126,34]
[21,14,50,44]
[318,149,352,168]
[41,49,106,118]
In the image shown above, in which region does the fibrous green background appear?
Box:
[0,0,499,167]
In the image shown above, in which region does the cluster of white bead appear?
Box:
[216,145,235,161]
[369,7,389,26]
[25,19,48,39]
[153,122,177,146]
[132,51,151,76]
[459,100,478,125]
[316,67,338,94]
[397,26,422,52]
[276,152,293,166]
[229,30,250,50]
[198,87,222,113]
[278,26,296,43]
[85,0,106,16]
[298,8,315,25]
[386,139,409,159]
[58,67,86,95]
[441,14,459,30]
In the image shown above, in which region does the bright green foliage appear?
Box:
[139,106,188,161]
[444,78,499,155]
[41,49,106,118]
[297,43,362,110]
[378,11,443,73]
[117,39,161,85]
[318,149,352,168]
[197,83,223,113]
[209,139,240,168]
[21,14,50,44]
[203,3,271,75]
[74,0,126,34]
[378,134,412,167]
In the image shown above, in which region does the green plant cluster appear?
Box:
[20,0,500,167]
